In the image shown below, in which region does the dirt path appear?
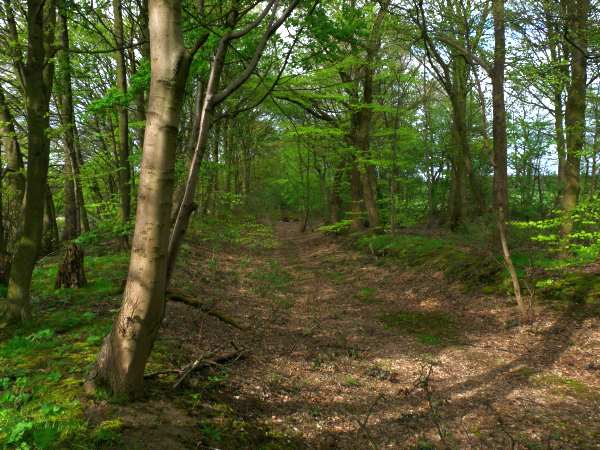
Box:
[129,221,600,449]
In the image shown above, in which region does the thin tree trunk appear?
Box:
[42,184,59,255]
[492,0,529,320]
[329,158,345,224]
[113,0,131,222]
[0,86,25,243]
[88,0,191,397]
[57,6,89,237]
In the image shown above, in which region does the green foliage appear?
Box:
[74,220,134,247]
[192,215,278,251]
[355,234,449,265]
[317,220,353,235]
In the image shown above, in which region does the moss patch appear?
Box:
[379,310,459,346]
[532,373,600,401]
[354,233,502,292]
[0,251,129,449]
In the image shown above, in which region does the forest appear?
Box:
[0,0,599,448]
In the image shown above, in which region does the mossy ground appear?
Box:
[0,251,128,449]
[379,310,459,346]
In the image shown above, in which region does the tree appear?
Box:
[112,0,132,222]
[56,2,90,240]
[0,0,56,325]
[561,0,591,235]
[87,0,202,396]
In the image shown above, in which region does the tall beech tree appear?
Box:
[413,0,489,228]
[87,0,202,396]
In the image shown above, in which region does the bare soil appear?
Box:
[116,221,600,449]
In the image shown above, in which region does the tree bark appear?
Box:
[42,184,59,256]
[0,86,25,247]
[55,243,87,288]
[88,0,191,397]
[1,0,55,324]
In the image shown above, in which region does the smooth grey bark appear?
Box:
[88,0,196,397]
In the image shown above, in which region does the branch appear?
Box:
[212,0,301,106]
[227,0,277,40]
[219,0,319,119]
[187,32,210,58]
[434,33,492,74]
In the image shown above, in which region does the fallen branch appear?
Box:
[166,288,248,330]
[113,282,247,330]
[144,349,248,387]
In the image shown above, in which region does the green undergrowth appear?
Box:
[353,232,504,292]
[531,373,600,401]
[346,221,600,313]
[191,214,278,251]
[249,260,293,297]
[0,251,129,449]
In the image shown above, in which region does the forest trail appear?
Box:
[116,221,600,449]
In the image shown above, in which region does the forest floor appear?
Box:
[2,218,600,449]
[109,219,600,449]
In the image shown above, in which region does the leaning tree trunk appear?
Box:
[1,0,55,325]
[87,0,191,397]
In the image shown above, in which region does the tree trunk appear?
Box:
[492,0,529,320]
[560,0,589,236]
[329,158,345,224]
[0,86,25,247]
[88,0,191,397]
[166,39,228,282]
[349,157,364,230]
[57,7,89,238]
[42,184,59,256]
[449,56,484,218]
[55,243,87,288]
[113,0,131,222]
[1,0,55,324]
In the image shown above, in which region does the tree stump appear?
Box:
[55,243,87,288]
